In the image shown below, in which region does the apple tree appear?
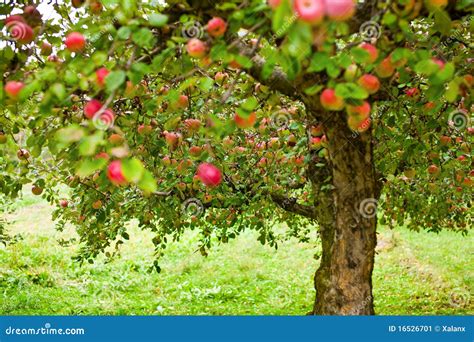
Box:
[0,0,472,314]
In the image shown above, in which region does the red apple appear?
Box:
[196,162,222,187]
[32,185,43,195]
[347,101,371,120]
[189,146,203,157]
[186,38,207,58]
[6,20,34,44]
[440,135,452,145]
[17,149,29,160]
[359,43,379,64]
[84,99,102,119]
[310,124,324,137]
[184,118,201,133]
[59,199,69,208]
[357,74,380,94]
[310,137,323,149]
[405,87,420,98]
[427,164,439,175]
[375,57,395,78]
[432,58,445,70]
[164,132,182,149]
[107,160,127,186]
[4,81,24,99]
[268,0,282,8]
[95,67,109,87]
[137,124,152,135]
[320,88,344,111]
[65,32,86,52]
[234,112,257,129]
[324,0,356,21]
[348,116,371,133]
[207,17,227,38]
[294,0,325,24]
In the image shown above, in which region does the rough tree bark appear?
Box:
[311,114,379,315]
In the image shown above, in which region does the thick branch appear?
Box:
[270,193,317,219]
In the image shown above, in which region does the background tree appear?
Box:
[0,0,472,315]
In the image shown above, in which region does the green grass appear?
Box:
[0,191,472,315]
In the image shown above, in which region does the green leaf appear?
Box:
[433,9,452,36]
[137,170,157,193]
[240,97,258,112]
[308,52,330,72]
[51,83,66,100]
[351,47,370,64]
[55,125,85,143]
[335,83,368,100]
[149,13,168,27]
[105,70,126,92]
[79,131,104,156]
[132,28,155,48]
[76,158,107,178]
[445,80,459,103]
[117,26,132,40]
[122,158,145,183]
[198,77,214,92]
[272,0,293,37]
[414,60,439,76]
[304,84,323,96]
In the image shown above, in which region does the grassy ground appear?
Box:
[0,191,472,315]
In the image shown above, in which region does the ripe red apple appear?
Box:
[207,17,227,38]
[257,157,267,168]
[424,101,436,110]
[320,88,344,111]
[234,112,257,129]
[184,118,201,133]
[186,38,207,58]
[173,94,189,109]
[32,185,43,196]
[65,32,86,52]
[294,0,325,24]
[347,101,371,120]
[59,199,69,208]
[6,20,34,44]
[189,146,203,157]
[95,152,109,160]
[137,124,152,135]
[319,88,344,111]
[164,132,182,150]
[109,133,124,145]
[324,0,356,21]
[89,0,103,14]
[348,116,371,133]
[440,135,452,145]
[84,99,102,119]
[17,149,30,160]
[432,58,445,70]
[40,41,52,56]
[405,87,420,98]
[375,57,395,78]
[4,81,24,99]
[95,67,109,87]
[357,74,380,94]
[457,155,468,163]
[268,0,282,8]
[427,164,440,175]
[359,43,379,64]
[107,160,127,186]
[214,72,228,84]
[196,162,222,187]
[92,200,102,210]
[310,137,323,149]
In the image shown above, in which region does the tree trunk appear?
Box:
[312,117,379,315]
